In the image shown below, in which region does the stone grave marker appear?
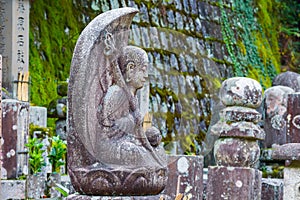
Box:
[207,77,265,200]
[0,0,29,98]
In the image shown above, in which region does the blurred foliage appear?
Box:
[276,0,300,72]
[48,136,67,173]
[25,137,46,174]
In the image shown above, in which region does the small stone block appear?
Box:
[29,106,47,127]
[220,106,262,123]
[207,166,261,200]
[0,180,26,199]
[162,155,203,199]
[283,163,300,200]
[272,143,300,161]
[261,178,283,200]
[211,121,265,140]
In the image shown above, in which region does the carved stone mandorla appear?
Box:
[67,8,168,196]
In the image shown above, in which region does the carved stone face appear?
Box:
[127,55,148,89]
[120,46,149,90]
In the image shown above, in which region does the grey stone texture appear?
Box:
[273,71,300,92]
[261,178,283,200]
[29,106,47,127]
[207,166,262,200]
[219,77,263,108]
[287,93,300,143]
[0,180,26,199]
[262,86,294,147]
[162,155,203,199]
[1,99,29,179]
[271,144,300,200]
[282,162,300,200]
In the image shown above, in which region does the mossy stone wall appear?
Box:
[29,0,280,154]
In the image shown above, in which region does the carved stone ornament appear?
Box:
[67,8,168,196]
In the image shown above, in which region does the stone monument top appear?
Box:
[67,7,168,196]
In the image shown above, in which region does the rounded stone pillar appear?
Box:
[207,77,265,200]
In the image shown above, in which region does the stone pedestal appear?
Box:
[207,166,261,200]
[207,77,264,200]
[1,99,29,179]
[272,143,300,200]
[261,178,283,200]
[0,180,26,199]
[162,155,203,199]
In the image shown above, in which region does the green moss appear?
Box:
[29,0,96,107]
[219,0,281,88]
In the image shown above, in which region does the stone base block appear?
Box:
[284,162,300,200]
[161,155,203,199]
[66,194,163,200]
[261,178,283,200]
[207,166,261,200]
[0,180,26,199]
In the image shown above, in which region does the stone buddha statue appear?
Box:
[67,8,168,196]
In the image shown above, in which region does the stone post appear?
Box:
[0,0,30,97]
[262,86,294,148]
[272,144,300,200]
[1,99,29,179]
[207,77,265,200]
[271,93,300,200]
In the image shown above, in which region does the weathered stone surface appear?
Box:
[0,180,26,199]
[207,166,262,200]
[219,106,262,123]
[0,0,30,95]
[263,86,294,147]
[214,138,260,167]
[29,106,47,127]
[282,161,300,200]
[219,77,262,108]
[211,121,265,140]
[261,178,283,200]
[273,71,300,92]
[287,93,300,143]
[162,155,203,200]
[68,8,167,196]
[2,99,29,179]
[26,173,46,199]
[56,119,67,140]
[272,143,300,161]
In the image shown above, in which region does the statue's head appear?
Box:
[118,46,148,90]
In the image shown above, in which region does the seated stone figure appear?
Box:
[67,8,168,196]
[96,46,167,170]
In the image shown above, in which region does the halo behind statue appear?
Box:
[68,7,139,158]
